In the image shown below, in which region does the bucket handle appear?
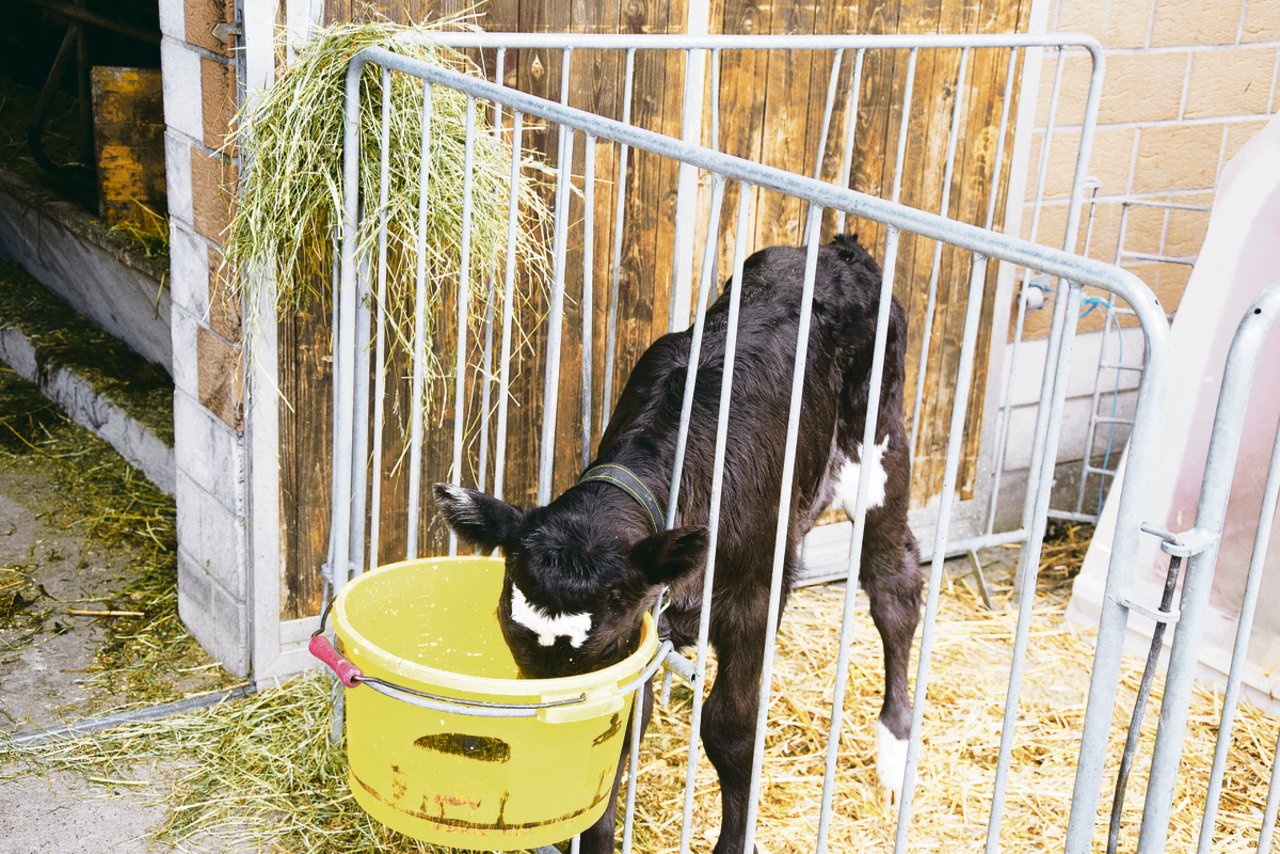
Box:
[309,634,672,720]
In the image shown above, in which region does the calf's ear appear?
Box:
[631,525,708,586]
[432,484,524,551]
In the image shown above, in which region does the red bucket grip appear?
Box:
[310,635,363,688]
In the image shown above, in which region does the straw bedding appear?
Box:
[3,526,1276,851]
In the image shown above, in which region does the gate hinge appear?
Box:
[1140,523,1217,558]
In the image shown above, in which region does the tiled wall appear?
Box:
[1025,0,1279,321]
[159,0,250,676]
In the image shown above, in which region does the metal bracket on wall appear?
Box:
[212,21,243,47]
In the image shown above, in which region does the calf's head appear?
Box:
[433,483,706,679]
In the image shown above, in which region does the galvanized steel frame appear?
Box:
[304,30,1280,853]
[1116,281,1280,853]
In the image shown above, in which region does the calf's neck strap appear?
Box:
[578,463,665,533]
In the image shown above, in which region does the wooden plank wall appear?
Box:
[279,0,1032,620]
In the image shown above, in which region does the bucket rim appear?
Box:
[331,556,659,701]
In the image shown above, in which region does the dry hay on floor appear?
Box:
[635,528,1279,852]
[3,526,1276,851]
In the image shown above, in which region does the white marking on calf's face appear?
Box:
[833,438,890,515]
[509,584,592,648]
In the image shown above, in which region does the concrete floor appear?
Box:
[0,368,235,852]
[0,422,178,851]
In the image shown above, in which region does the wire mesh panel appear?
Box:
[303,32,1250,854]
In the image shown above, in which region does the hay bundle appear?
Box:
[225,20,551,370]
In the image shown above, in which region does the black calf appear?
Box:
[434,234,922,853]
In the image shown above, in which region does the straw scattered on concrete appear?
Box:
[3,525,1276,851]
[638,525,1280,852]
[0,362,235,708]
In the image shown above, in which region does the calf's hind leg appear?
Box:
[861,529,922,802]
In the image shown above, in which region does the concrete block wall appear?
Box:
[1026,0,1278,321]
[160,0,251,676]
[994,0,1279,511]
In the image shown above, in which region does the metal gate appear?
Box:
[302,31,1279,853]
[1075,280,1280,853]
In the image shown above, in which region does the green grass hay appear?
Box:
[224,20,551,368]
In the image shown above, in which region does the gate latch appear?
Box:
[1139,523,1217,558]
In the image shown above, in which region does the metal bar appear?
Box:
[1082,464,1124,476]
[709,48,722,152]
[826,49,917,854]
[478,51,508,495]
[899,253,1009,853]
[332,57,364,583]
[908,46,970,456]
[582,133,597,471]
[1258,726,1280,853]
[978,47,1023,539]
[834,48,866,234]
[1009,45,1095,547]
[1013,46,1070,561]
[351,47,1157,313]
[1063,301,1173,850]
[8,685,256,747]
[1075,191,1109,518]
[665,177,725,527]
[405,81,433,559]
[601,48,637,432]
[422,31,1106,52]
[668,46,709,333]
[448,96,478,557]
[493,112,524,503]
[744,206,825,853]
[824,235,909,853]
[985,283,1085,851]
[348,259,373,574]
[1109,553,1185,853]
[1023,47,1065,255]
[984,283,1029,536]
[1047,508,1109,524]
[1118,250,1198,266]
[1013,280,1071,597]
[1110,199,1212,213]
[921,527,1030,563]
[621,680,645,853]
[803,47,844,244]
[537,50,576,506]
[1132,286,1280,850]
[1198,410,1280,850]
[368,67,392,571]
[1072,206,1133,519]
[680,187,752,852]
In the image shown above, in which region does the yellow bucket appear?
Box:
[325,556,660,849]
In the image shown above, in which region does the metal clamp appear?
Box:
[212,21,243,47]
[1140,523,1217,558]
[1114,596,1180,625]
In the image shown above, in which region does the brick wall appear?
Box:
[1025,0,1279,323]
[159,0,250,676]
